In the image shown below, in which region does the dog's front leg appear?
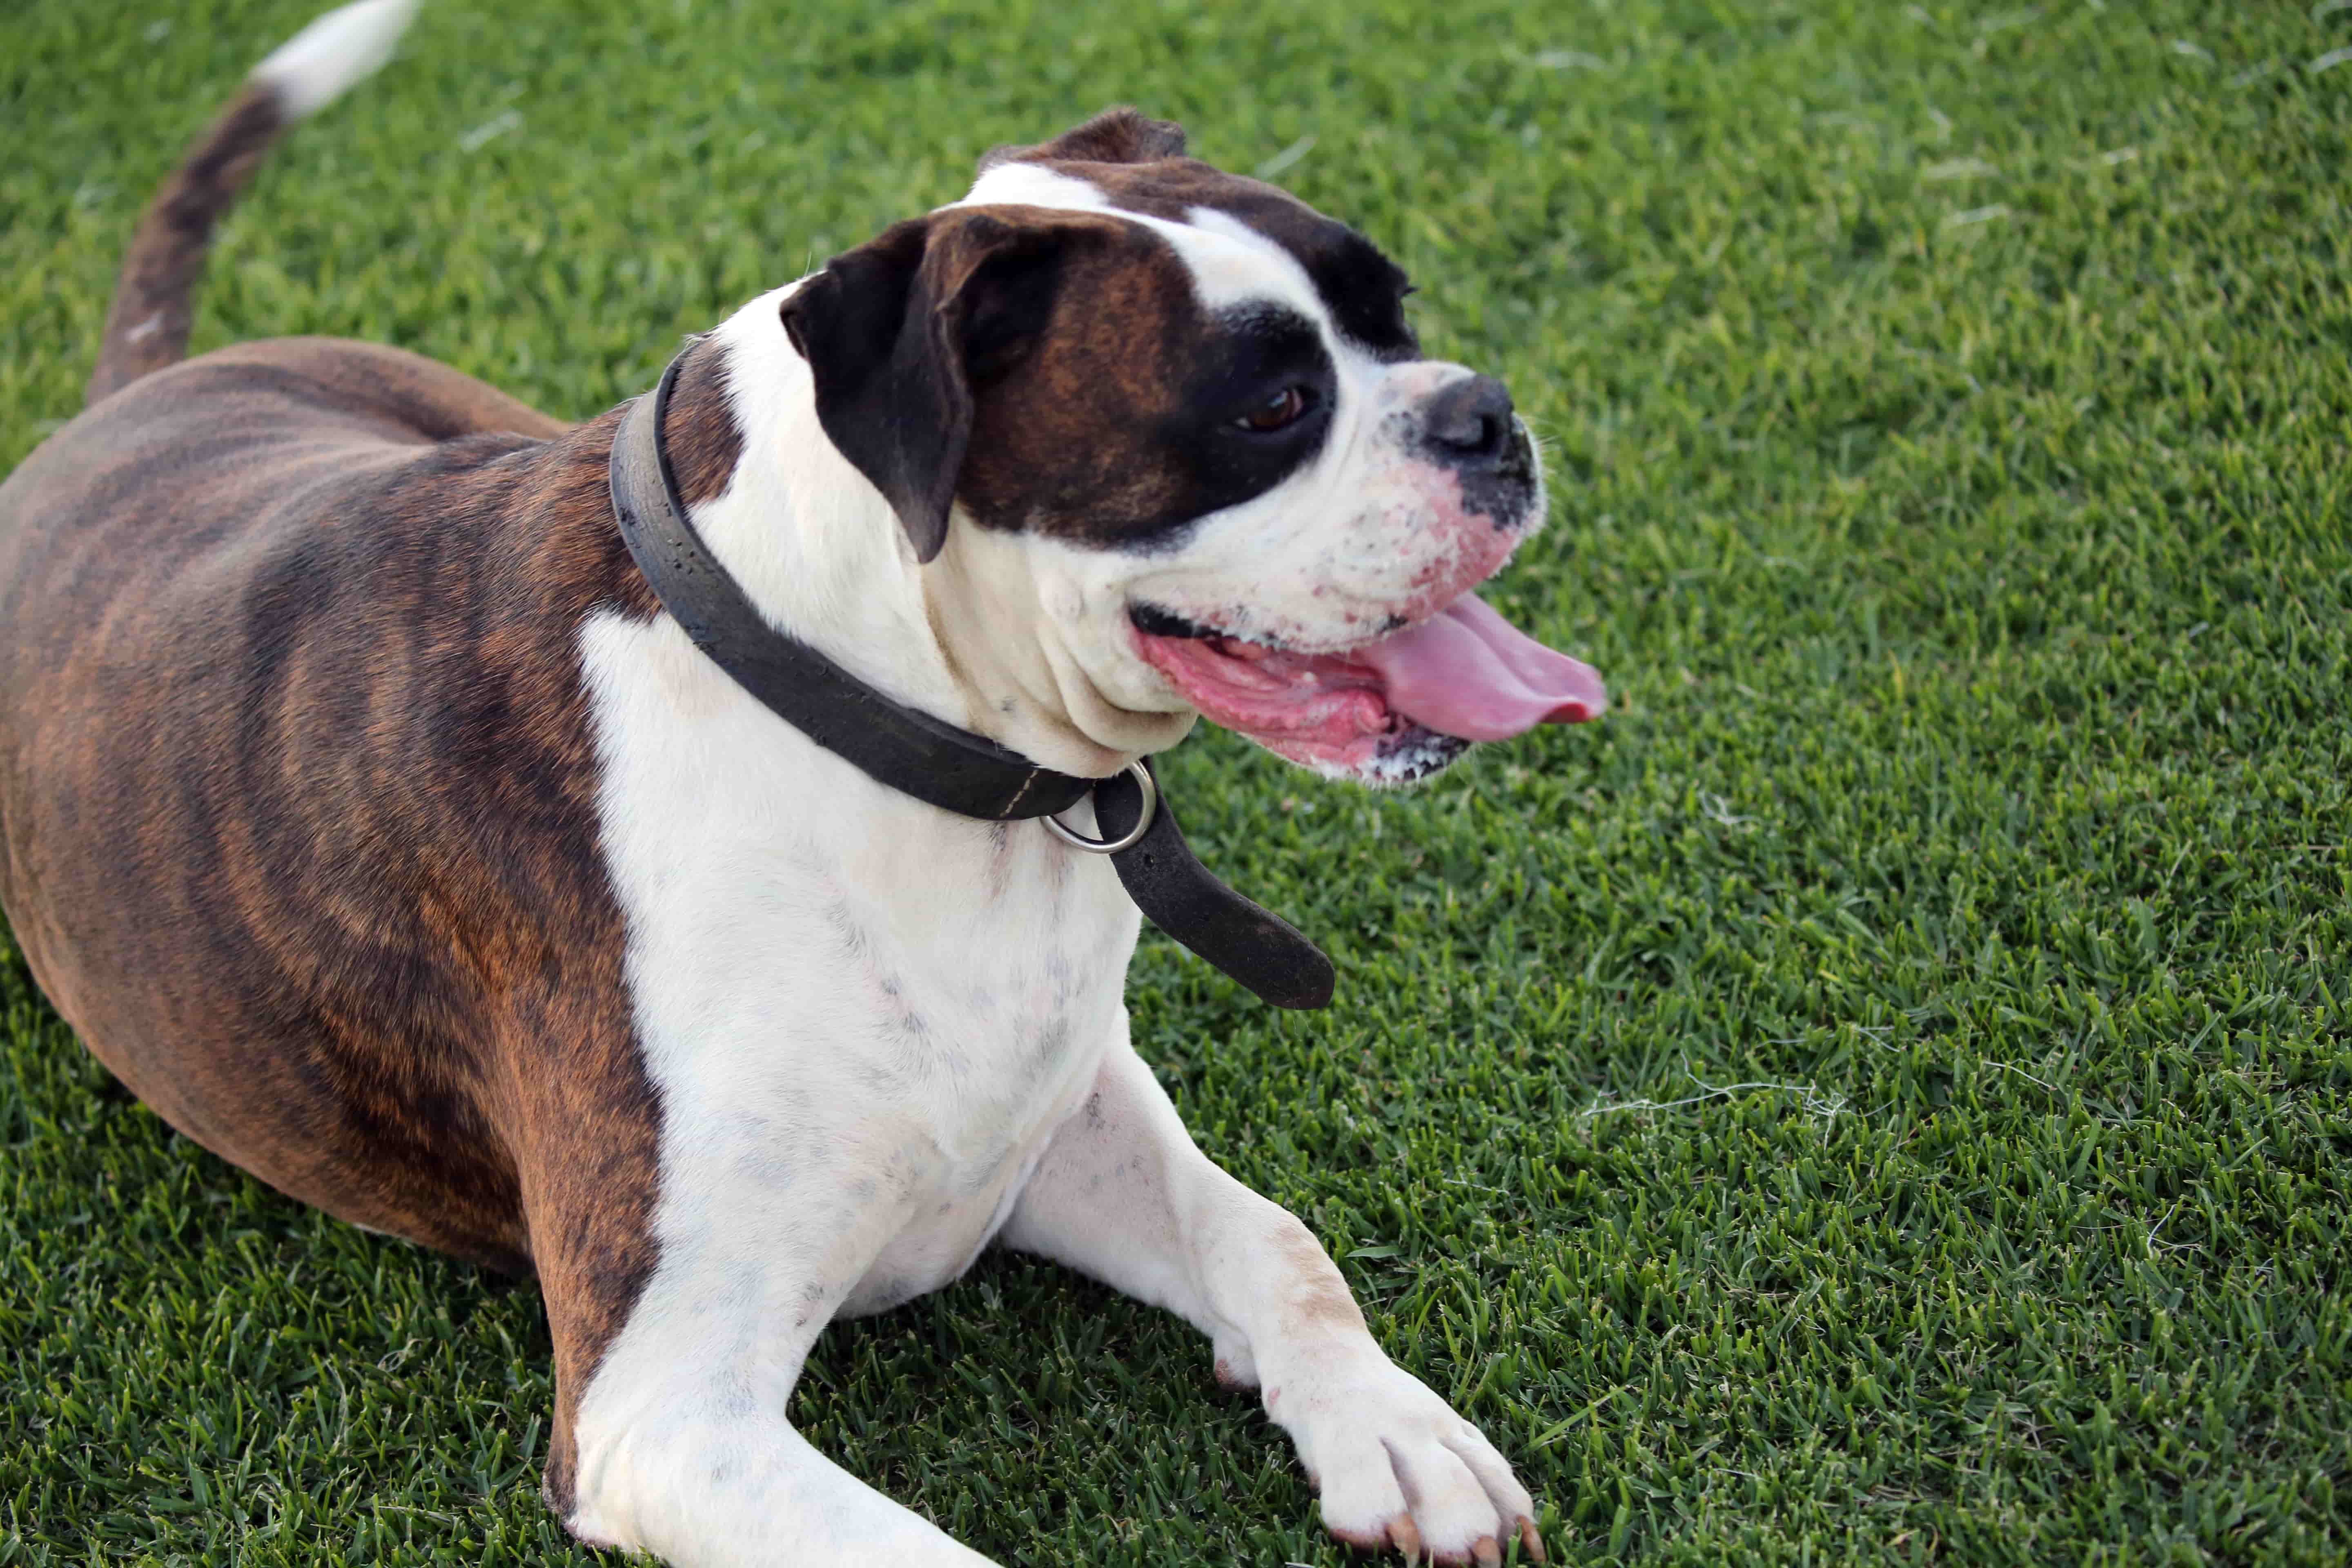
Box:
[543,1167,1001,1568]
[1001,1038,1544,1566]
[564,1400,996,1568]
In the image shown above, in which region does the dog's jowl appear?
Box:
[0,2,1605,1564]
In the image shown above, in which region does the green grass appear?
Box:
[4,0,2350,1562]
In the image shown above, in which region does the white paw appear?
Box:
[1267,1353,1544,1565]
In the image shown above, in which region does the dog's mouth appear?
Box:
[1129,594,1606,779]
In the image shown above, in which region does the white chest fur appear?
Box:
[579,608,1139,1345]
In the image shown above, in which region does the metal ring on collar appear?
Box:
[1042,762,1157,855]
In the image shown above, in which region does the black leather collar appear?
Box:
[608,346,1334,1009]
[610,349,1092,821]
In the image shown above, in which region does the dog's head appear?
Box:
[778,108,1605,784]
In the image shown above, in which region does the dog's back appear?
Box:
[0,2,643,1272]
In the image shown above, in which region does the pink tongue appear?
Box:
[1356,594,1608,742]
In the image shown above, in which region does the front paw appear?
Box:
[1269,1354,1544,1565]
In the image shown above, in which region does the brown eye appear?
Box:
[1236,386,1308,432]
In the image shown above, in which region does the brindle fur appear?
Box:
[0,333,673,1504]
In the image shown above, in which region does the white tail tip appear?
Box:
[249,0,422,120]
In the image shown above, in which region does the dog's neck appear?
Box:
[670,288,1188,781]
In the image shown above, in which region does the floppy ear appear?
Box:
[977,106,1187,174]
[780,209,1093,563]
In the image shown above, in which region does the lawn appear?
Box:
[3,0,2349,1562]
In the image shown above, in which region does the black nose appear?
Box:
[1422,374,1517,467]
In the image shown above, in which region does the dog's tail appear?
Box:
[85,0,421,405]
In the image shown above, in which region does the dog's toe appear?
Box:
[1293,1357,1541,1563]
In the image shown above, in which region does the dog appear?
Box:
[0,2,1607,1563]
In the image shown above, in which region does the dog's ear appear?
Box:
[780,208,1103,563]
[977,107,1187,175]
